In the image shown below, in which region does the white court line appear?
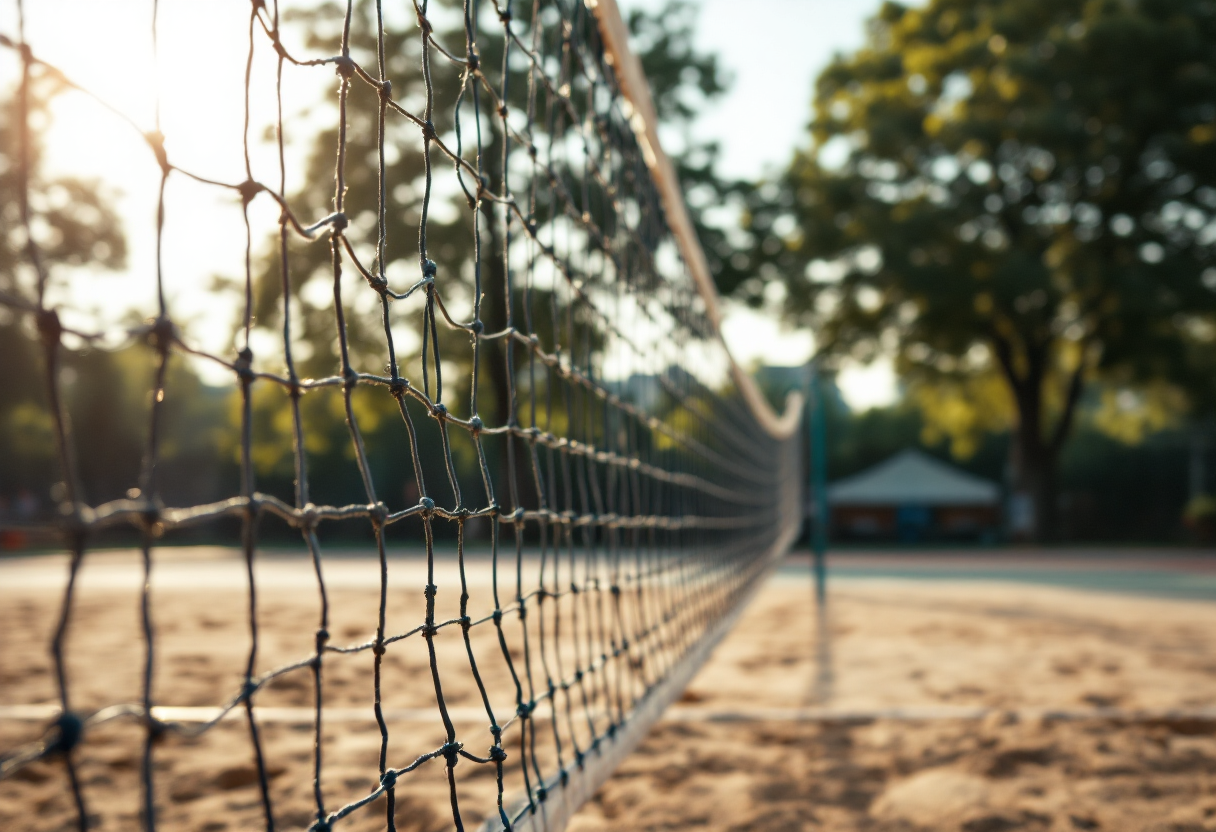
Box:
[3,703,1215,724]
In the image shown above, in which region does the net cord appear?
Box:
[589,0,803,441]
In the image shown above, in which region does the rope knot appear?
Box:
[148,315,176,354]
[330,212,348,232]
[516,702,533,719]
[145,130,170,173]
[389,377,408,398]
[234,348,255,382]
[380,769,398,789]
[468,415,483,433]
[378,79,392,100]
[299,503,319,530]
[334,55,355,79]
[489,745,507,763]
[237,179,263,206]
[418,496,435,517]
[47,711,84,755]
[36,308,62,347]
[441,741,462,767]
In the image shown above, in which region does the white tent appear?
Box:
[828,448,1000,507]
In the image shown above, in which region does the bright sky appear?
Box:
[3,0,895,410]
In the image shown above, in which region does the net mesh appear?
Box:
[0,0,801,830]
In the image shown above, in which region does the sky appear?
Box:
[3,0,896,409]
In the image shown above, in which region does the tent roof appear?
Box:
[828,449,1000,507]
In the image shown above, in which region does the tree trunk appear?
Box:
[995,338,1085,544]
[1008,417,1057,543]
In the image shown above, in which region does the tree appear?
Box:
[243,0,739,508]
[0,68,129,513]
[744,0,1216,539]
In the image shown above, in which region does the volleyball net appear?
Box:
[0,0,802,829]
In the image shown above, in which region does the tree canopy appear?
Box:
[743,0,1216,538]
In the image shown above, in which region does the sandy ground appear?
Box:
[3,549,1216,831]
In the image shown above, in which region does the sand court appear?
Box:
[4,548,1216,831]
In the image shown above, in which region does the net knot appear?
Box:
[609,584,621,597]
[389,377,408,398]
[308,819,332,832]
[422,258,438,278]
[47,711,84,755]
[315,628,330,651]
[466,50,480,72]
[333,55,355,79]
[423,583,438,600]
[342,365,358,391]
[418,496,435,517]
[468,415,483,433]
[36,308,62,347]
[421,120,437,142]
[516,702,533,719]
[144,130,170,173]
[299,503,319,530]
[512,507,526,522]
[369,501,388,527]
[489,745,507,763]
[470,319,484,335]
[234,348,254,382]
[458,615,472,631]
[536,786,548,803]
[379,769,398,789]
[148,315,177,354]
[441,741,462,767]
[372,641,386,656]
[140,501,163,535]
[330,212,349,233]
[237,179,263,206]
[498,7,512,23]
[378,79,392,100]
[433,402,448,421]
[492,609,503,624]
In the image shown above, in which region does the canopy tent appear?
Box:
[829,449,1000,507]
